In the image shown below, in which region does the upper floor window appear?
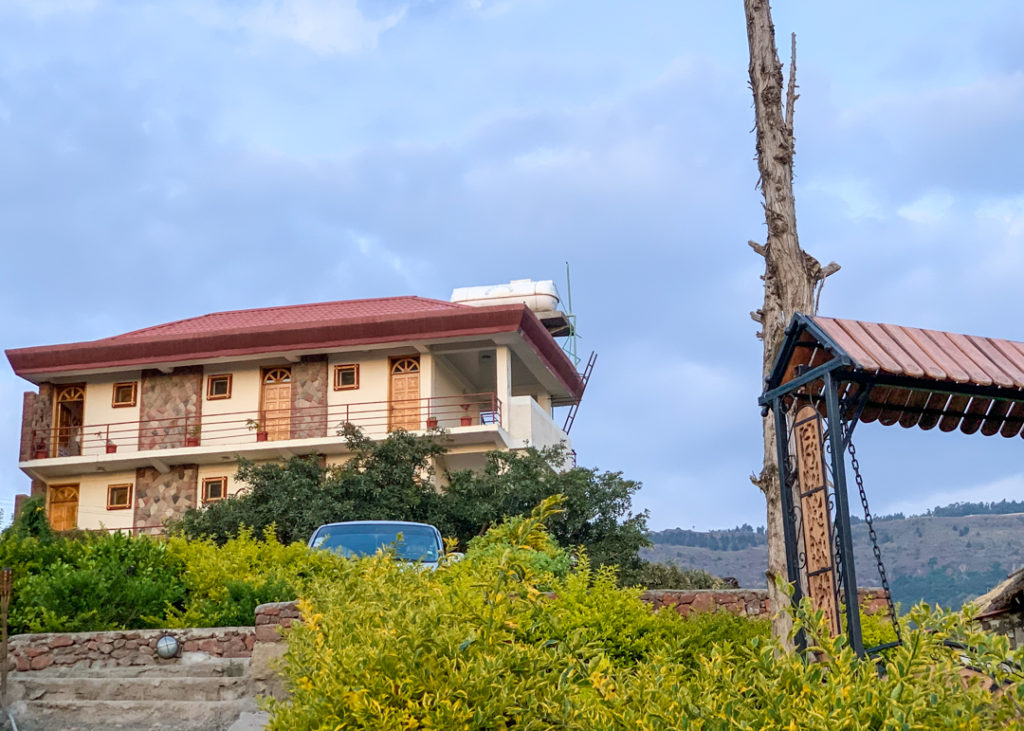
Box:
[334,364,359,391]
[263,368,291,384]
[112,382,137,408]
[207,374,232,400]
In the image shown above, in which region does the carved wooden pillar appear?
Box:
[793,404,841,636]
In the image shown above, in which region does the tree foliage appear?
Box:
[176,430,650,579]
[176,427,445,545]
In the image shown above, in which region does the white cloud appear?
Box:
[0,0,100,17]
[897,190,954,224]
[803,176,885,220]
[976,194,1024,239]
[512,146,591,172]
[190,0,405,55]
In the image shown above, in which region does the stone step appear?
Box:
[8,698,259,731]
[9,657,250,679]
[8,674,252,703]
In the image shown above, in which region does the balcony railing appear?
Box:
[27,392,501,460]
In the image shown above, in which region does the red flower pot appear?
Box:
[460,417,473,427]
[426,418,438,429]
[256,431,268,442]
[185,437,200,447]
[105,444,118,454]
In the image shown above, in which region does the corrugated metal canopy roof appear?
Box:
[762,314,1024,437]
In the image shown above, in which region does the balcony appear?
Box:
[23,393,511,477]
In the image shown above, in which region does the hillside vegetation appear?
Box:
[646,508,1024,610]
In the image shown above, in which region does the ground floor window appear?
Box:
[202,477,227,503]
[106,483,133,510]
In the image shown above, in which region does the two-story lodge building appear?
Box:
[5,281,585,533]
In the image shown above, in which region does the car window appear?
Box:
[312,524,439,562]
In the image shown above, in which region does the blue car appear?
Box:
[307,520,446,569]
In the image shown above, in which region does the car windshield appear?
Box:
[311,523,440,562]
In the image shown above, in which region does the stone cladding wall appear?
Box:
[291,356,327,439]
[133,465,198,532]
[139,367,202,451]
[640,587,890,618]
[8,627,255,672]
[19,384,53,461]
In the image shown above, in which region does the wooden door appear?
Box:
[261,368,292,441]
[54,385,85,457]
[389,357,421,431]
[48,484,79,531]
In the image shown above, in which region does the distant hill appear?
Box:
[644,505,1024,611]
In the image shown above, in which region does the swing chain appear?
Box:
[847,440,903,646]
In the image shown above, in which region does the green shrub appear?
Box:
[12,531,185,633]
[7,495,53,541]
[856,604,900,651]
[622,560,728,590]
[0,520,350,633]
[164,527,348,628]
[267,511,1024,730]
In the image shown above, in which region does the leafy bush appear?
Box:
[268,509,1024,730]
[164,527,347,628]
[0,519,350,633]
[856,604,900,651]
[621,560,728,590]
[463,496,573,580]
[12,531,185,633]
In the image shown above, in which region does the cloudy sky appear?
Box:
[1,0,1023,531]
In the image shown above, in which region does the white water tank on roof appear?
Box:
[450,279,561,313]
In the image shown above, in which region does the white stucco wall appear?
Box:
[326,352,394,437]
[507,395,571,452]
[430,357,473,427]
[196,463,248,501]
[72,469,138,531]
[201,363,262,447]
[80,372,142,455]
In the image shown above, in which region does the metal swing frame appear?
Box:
[760,313,1024,656]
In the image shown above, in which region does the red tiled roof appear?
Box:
[5,297,585,400]
[111,297,467,340]
[768,314,1024,437]
[813,317,1024,389]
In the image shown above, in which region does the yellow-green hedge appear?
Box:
[268,506,1024,730]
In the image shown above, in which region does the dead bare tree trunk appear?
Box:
[744,0,839,647]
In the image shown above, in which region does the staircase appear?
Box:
[6,658,262,731]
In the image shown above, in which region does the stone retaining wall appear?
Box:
[253,600,302,643]
[640,587,890,618]
[5,589,892,674]
[9,627,255,672]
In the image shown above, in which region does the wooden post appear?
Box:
[1,567,12,709]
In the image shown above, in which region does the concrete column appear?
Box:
[495,346,511,430]
[421,353,435,400]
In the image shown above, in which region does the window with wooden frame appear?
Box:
[111,382,137,408]
[333,364,360,391]
[202,477,227,504]
[206,374,233,400]
[106,483,132,510]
